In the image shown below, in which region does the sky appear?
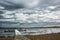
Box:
[0,0,60,27]
[0,0,60,9]
[0,0,60,23]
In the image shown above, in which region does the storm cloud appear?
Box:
[0,0,60,9]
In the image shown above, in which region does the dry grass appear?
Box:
[0,38,14,40]
[0,33,60,40]
[25,33,60,40]
[15,33,60,40]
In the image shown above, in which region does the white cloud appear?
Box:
[0,6,5,9]
[14,9,60,23]
[15,13,29,22]
[23,0,40,8]
[1,8,60,23]
[47,6,58,9]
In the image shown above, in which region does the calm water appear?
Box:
[0,21,60,28]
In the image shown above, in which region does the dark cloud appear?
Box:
[0,0,60,9]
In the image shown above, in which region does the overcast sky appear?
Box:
[0,0,60,9]
[0,0,60,27]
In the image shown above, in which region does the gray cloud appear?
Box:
[0,0,60,9]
